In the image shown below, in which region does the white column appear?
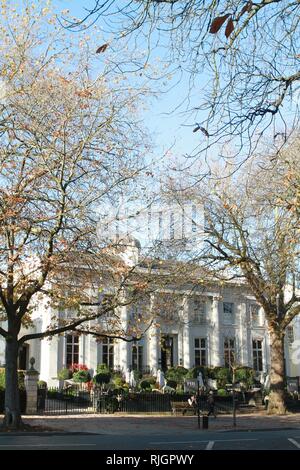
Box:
[87,333,97,376]
[183,297,191,369]
[118,305,129,371]
[148,322,159,374]
[211,296,222,366]
[239,300,249,365]
[40,336,59,386]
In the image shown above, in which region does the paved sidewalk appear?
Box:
[4,412,299,435]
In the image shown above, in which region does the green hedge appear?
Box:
[0,368,26,390]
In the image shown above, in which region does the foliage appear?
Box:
[140,375,157,385]
[96,364,110,374]
[93,372,111,385]
[186,366,209,379]
[165,366,189,383]
[113,377,125,388]
[73,370,91,383]
[213,368,231,389]
[37,380,47,388]
[0,0,155,428]
[69,364,88,374]
[166,380,177,389]
[57,368,72,381]
[0,369,5,389]
[235,367,256,389]
[139,379,152,390]
[217,389,229,397]
[0,369,25,390]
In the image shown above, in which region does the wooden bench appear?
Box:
[171,402,197,416]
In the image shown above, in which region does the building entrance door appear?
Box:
[18,343,29,370]
[161,335,173,371]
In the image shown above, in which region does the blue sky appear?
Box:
[51,0,207,162]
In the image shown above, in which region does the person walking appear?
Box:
[207,391,217,418]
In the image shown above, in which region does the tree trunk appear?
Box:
[268,328,286,415]
[3,337,22,429]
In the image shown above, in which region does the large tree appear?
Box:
[65,0,300,163]
[0,1,155,429]
[182,153,300,414]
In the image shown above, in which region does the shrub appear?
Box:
[73,370,91,383]
[96,364,110,374]
[0,368,5,388]
[217,388,229,397]
[37,380,47,388]
[186,366,208,380]
[235,367,255,389]
[113,377,124,388]
[166,380,177,389]
[0,368,25,389]
[141,375,157,385]
[165,366,188,383]
[214,367,231,388]
[57,368,72,381]
[93,372,111,385]
[139,379,151,390]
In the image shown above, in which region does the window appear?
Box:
[194,338,206,366]
[66,335,79,368]
[102,338,114,369]
[223,302,234,325]
[193,300,206,325]
[250,304,260,327]
[252,339,263,371]
[132,344,143,371]
[287,326,294,344]
[224,337,235,367]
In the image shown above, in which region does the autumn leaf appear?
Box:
[96,43,109,54]
[240,2,252,16]
[209,14,231,34]
[225,18,234,38]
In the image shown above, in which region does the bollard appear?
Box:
[202,415,209,429]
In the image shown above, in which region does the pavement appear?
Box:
[1,411,299,435]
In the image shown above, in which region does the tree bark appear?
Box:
[3,337,22,429]
[268,328,286,415]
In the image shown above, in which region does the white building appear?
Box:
[1,238,299,386]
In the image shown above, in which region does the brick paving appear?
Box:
[5,411,299,435]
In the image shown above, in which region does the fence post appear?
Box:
[24,357,39,415]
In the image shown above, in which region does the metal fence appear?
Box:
[37,385,238,415]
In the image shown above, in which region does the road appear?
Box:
[0,429,300,450]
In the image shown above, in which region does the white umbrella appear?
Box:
[197,372,204,388]
[157,369,166,389]
[125,368,131,384]
[129,370,136,388]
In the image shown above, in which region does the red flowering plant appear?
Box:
[69,363,89,375]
